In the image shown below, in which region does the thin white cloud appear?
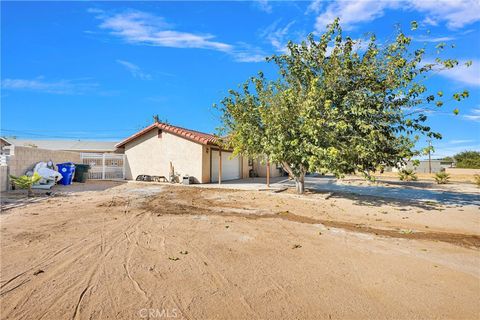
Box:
[409,0,480,29]
[422,16,438,27]
[87,8,104,14]
[426,138,479,159]
[313,0,396,32]
[261,20,297,53]
[413,36,456,43]
[311,0,480,32]
[94,10,232,52]
[233,53,265,63]
[431,143,480,158]
[435,59,480,87]
[463,108,480,122]
[91,9,265,63]
[449,139,475,144]
[1,77,99,94]
[306,0,323,14]
[253,0,272,13]
[116,59,152,80]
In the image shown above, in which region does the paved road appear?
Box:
[281,176,480,206]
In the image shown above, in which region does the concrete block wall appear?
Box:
[0,165,8,192]
[8,146,81,177]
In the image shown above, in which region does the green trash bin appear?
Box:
[73,164,90,183]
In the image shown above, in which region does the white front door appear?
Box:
[211,150,240,182]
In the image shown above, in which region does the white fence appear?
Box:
[0,155,9,166]
[81,153,125,180]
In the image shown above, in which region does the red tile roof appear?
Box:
[115,122,219,148]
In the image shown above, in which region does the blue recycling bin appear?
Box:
[57,162,76,185]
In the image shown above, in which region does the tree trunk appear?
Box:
[281,162,306,194]
[27,186,33,197]
[294,174,305,194]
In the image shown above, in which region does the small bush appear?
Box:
[474,174,480,187]
[398,169,418,181]
[434,172,450,184]
[9,172,42,197]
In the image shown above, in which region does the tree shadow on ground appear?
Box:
[304,188,469,211]
[300,177,479,208]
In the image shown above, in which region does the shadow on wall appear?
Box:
[124,155,132,180]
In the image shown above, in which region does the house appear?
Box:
[0,137,120,154]
[115,122,283,183]
[0,137,11,155]
[389,159,455,174]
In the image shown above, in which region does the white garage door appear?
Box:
[211,150,240,182]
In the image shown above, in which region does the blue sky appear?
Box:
[1,0,479,158]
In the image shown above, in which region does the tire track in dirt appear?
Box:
[123,223,149,302]
[1,208,150,320]
[231,219,294,311]
[126,216,238,319]
[166,226,260,319]
[68,211,151,320]
[0,242,76,289]
[72,284,93,320]
[0,272,28,290]
[0,279,30,297]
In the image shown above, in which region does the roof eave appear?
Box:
[115,124,158,148]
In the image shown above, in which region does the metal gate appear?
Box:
[80,153,125,180]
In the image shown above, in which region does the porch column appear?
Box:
[266,159,270,187]
[218,149,222,184]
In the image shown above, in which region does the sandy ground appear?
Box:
[1,181,479,319]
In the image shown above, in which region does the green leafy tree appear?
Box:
[454,151,480,169]
[217,19,470,193]
[9,172,42,197]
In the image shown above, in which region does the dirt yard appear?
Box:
[1,181,479,319]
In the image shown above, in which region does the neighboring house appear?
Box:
[115,122,281,183]
[1,137,120,154]
[390,159,455,174]
[0,137,11,155]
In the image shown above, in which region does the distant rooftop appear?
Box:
[1,137,118,152]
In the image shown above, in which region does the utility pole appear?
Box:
[428,139,432,174]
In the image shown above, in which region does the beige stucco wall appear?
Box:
[202,146,211,183]
[8,146,81,177]
[253,158,283,178]
[124,129,206,183]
